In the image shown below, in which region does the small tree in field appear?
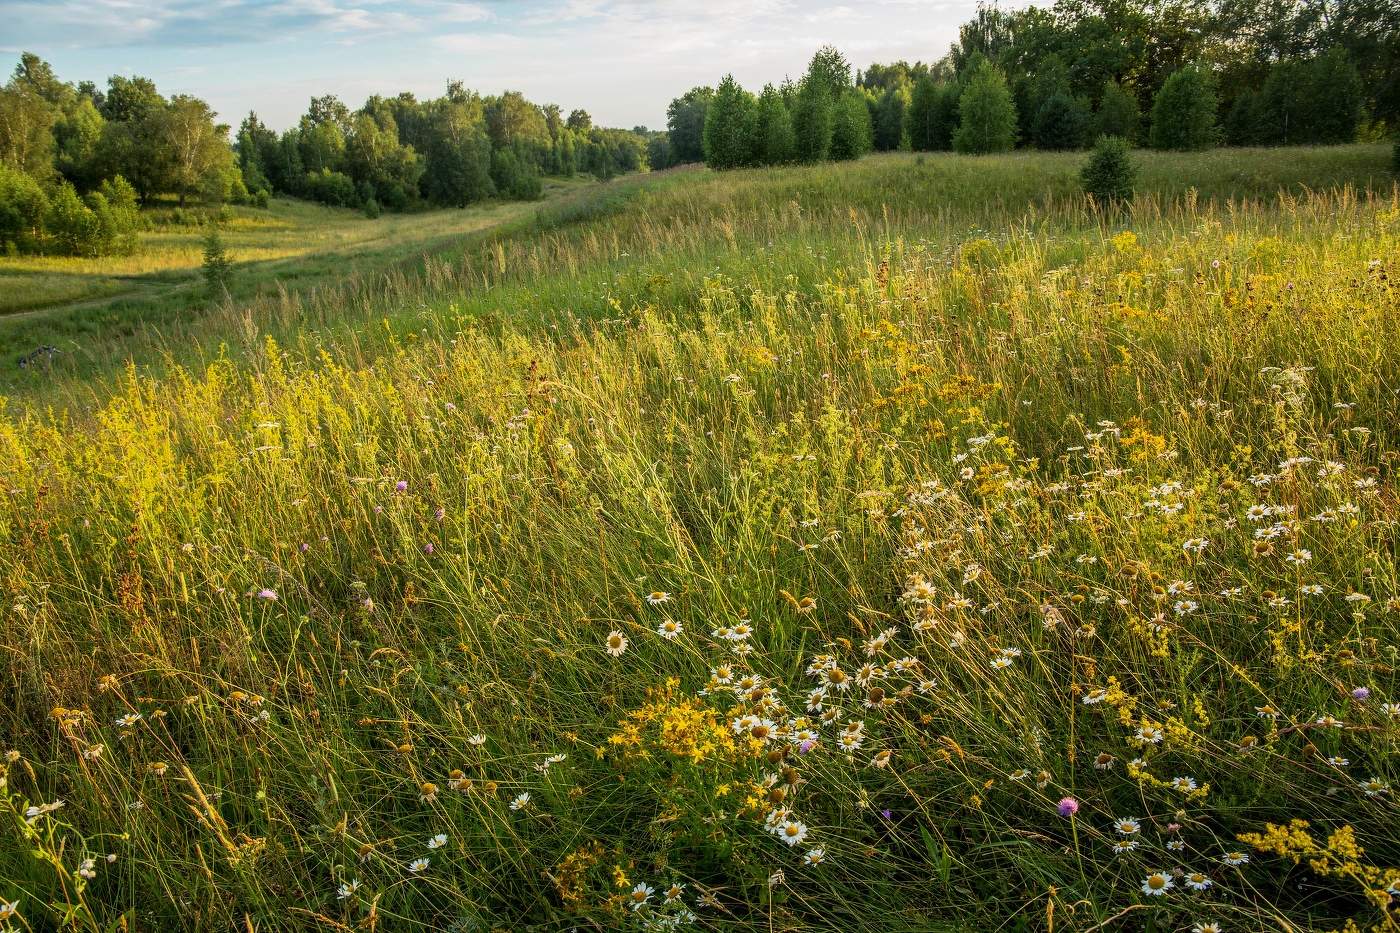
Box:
[1149,66,1217,150]
[1080,135,1135,208]
[202,225,233,297]
[954,61,1017,154]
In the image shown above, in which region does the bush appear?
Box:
[252,188,271,209]
[0,165,49,254]
[1149,65,1218,151]
[1080,135,1136,207]
[302,169,358,207]
[490,148,543,200]
[45,183,105,257]
[954,61,1018,154]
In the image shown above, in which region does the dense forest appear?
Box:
[668,0,1398,168]
[0,53,655,256]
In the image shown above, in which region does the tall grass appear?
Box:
[0,146,1397,931]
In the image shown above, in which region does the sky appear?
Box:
[0,0,985,131]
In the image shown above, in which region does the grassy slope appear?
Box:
[0,173,646,387]
[0,145,1397,932]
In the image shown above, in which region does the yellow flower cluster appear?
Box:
[1239,820,1400,916]
[609,680,736,764]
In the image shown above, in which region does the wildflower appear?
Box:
[1221,852,1249,866]
[777,819,810,846]
[1285,548,1311,565]
[1135,726,1164,744]
[467,734,487,746]
[663,882,685,904]
[1008,769,1031,781]
[1358,777,1389,797]
[1169,776,1199,793]
[1113,818,1141,836]
[605,631,628,657]
[1182,537,1209,554]
[419,782,438,803]
[1167,839,1186,851]
[510,792,532,810]
[1082,688,1108,705]
[77,858,97,880]
[656,619,683,640]
[1141,871,1174,896]
[1142,874,1176,896]
[407,857,429,873]
[1111,839,1140,855]
[1350,687,1370,700]
[1057,797,1079,817]
[991,656,1014,670]
[82,744,104,761]
[645,592,671,606]
[336,880,360,900]
[1192,923,1223,933]
[803,846,826,865]
[1327,756,1349,767]
[1314,715,1343,728]
[114,713,142,728]
[427,833,447,849]
[628,882,654,910]
[1184,871,1212,891]
[256,588,278,601]
[149,761,169,777]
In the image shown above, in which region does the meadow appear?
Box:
[0,144,1397,932]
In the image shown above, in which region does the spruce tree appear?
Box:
[953,61,1017,154]
[1080,135,1135,208]
[1033,93,1089,150]
[1149,66,1218,151]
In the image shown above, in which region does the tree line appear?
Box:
[669,0,1395,169]
[0,53,656,257]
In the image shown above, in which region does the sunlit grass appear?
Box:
[0,144,1396,931]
